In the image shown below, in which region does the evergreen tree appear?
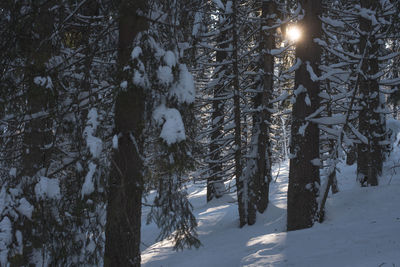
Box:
[206,0,229,202]
[356,0,389,186]
[287,0,322,231]
[104,1,148,266]
[246,0,278,225]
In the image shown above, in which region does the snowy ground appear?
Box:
[141,151,400,266]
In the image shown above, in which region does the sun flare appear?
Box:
[287,26,301,42]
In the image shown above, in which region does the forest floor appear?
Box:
[141,148,400,266]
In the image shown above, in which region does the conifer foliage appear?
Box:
[0,0,399,265]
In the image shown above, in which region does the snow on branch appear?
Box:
[153,105,186,145]
[169,64,196,104]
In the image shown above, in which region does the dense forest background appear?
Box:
[0,0,399,266]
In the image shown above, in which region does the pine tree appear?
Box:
[287,0,322,231]
[356,0,388,186]
[318,0,398,191]
[104,1,148,266]
[0,0,116,264]
[206,0,229,202]
[246,0,277,225]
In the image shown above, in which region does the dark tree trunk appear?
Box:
[22,1,54,178]
[331,174,339,194]
[207,4,228,202]
[207,85,226,201]
[20,3,55,263]
[256,0,274,213]
[247,0,276,226]
[357,0,385,187]
[232,0,246,227]
[346,145,357,165]
[287,0,322,231]
[104,1,148,266]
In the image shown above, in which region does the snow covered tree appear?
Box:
[206,0,229,202]
[356,0,390,186]
[104,1,148,266]
[0,0,114,264]
[317,0,398,191]
[0,1,60,264]
[197,0,292,226]
[245,0,278,225]
[194,0,248,225]
[304,0,399,220]
[287,0,322,231]
[106,0,201,264]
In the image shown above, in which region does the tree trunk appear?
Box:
[256,0,275,213]
[247,0,276,225]
[287,0,322,231]
[357,0,385,187]
[20,2,55,263]
[207,3,228,202]
[231,0,246,227]
[104,1,148,266]
[207,86,226,201]
[22,1,54,178]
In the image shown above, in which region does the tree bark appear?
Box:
[104,1,148,266]
[256,0,275,213]
[247,0,276,226]
[207,2,228,202]
[22,1,54,178]
[231,0,246,227]
[19,3,55,263]
[287,0,322,231]
[357,0,385,187]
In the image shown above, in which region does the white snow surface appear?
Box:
[169,64,196,104]
[81,162,96,198]
[192,12,203,36]
[131,46,142,59]
[33,76,53,89]
[16,198,33,220]
[84,108,102,158]
[157,65,174,85]
[133,70,147,87]
[142,153,400,266]
[112,134,119,149]
[153,105,186,145]
[120,80,128,89]
[8,168,16,177]
[34,176,61,200]
[164,51,176,67]
[0,216,12,266]
[86,135,102,159]
[310,114,346,125]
